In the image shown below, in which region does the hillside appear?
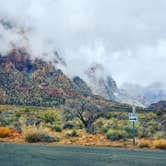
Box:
[0,48,130,110]
[0,48,82,106]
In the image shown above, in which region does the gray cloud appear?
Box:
[0,0,166,86]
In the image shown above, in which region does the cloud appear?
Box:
[0,0,166,86]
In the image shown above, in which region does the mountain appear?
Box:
[148,100,166,111]
[83,63,145,106]
[0,48,81,106]
[0,47,131,113]
[72,76,92,96]
[72,63,166,108]
[84,63,118,101]
[119,83,166,107]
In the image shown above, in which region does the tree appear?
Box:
[64,99,103,133]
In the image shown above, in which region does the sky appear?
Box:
[0,0,166,87]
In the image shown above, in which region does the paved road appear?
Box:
[0,143,165,166]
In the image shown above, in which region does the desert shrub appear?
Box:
[156,110,164,116]
[147,113,156,119]
[137,126,149,138]
[94,118,104,128]
[138,139,151,148]
[147,120,160,129]
[104,112,113,119]
[22,125,60,143]
[109,119,118,129]
[116,120,129,130]
[100,127,109,133]
[38,110,61,125]
[124,127,133,138]
[64,118,83,129]
[52,125,62,132]
[153,139,166,149]
[0,126,10,138]
[139,120,161,137]
[66,130,79,137]
[153,131,166,139]
[15,111,22,118]
[93,118,108,134]
[63,123,75,129]
[19,108,37,114]
[106,129,128,141]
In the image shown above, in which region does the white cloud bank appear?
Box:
[0,0,166,86]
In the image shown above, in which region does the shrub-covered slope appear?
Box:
[0,48,82,106]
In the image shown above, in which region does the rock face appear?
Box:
[0,48,81,106]
[72,76,92,96]
[85,63,118,101]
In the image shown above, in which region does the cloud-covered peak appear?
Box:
[0,0,166,86]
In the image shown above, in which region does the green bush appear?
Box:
[124,127,133,138]
[153,131,166,139]
[93,118,108,134]
[52,125,62,132]
[66,130,79,137]
[137,126,148,138]
[63,123,75,129]
[15,112,21,118]
[156,110,164,116]
[104,112,113,119]
[137,117,164,138]
[106,129,128,141]
[100,127,109,133]
[38,110,61,126]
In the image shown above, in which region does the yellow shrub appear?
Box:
[153,139,166,150]
[0,127,10,138]
[138,139,151,148]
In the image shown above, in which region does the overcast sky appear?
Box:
[0,0,166,87]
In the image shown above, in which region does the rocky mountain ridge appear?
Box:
[0,48,81,106]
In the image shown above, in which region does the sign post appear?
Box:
[129,106,137,147]
[132,121,135,146]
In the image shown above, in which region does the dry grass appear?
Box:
[22,125,59,143]
[0,126,10,138]
[153,139,166,150]
[138,139,151,148]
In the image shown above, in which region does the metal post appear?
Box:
[132,121,135,147]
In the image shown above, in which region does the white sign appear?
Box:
[129,113,137,122]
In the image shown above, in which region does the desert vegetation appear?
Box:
[22,125,60,143]
[0,104,165,149]
[0,126,10,138]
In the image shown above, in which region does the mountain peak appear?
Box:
[84,63,118,101]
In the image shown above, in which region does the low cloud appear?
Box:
[0,0,166,86]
